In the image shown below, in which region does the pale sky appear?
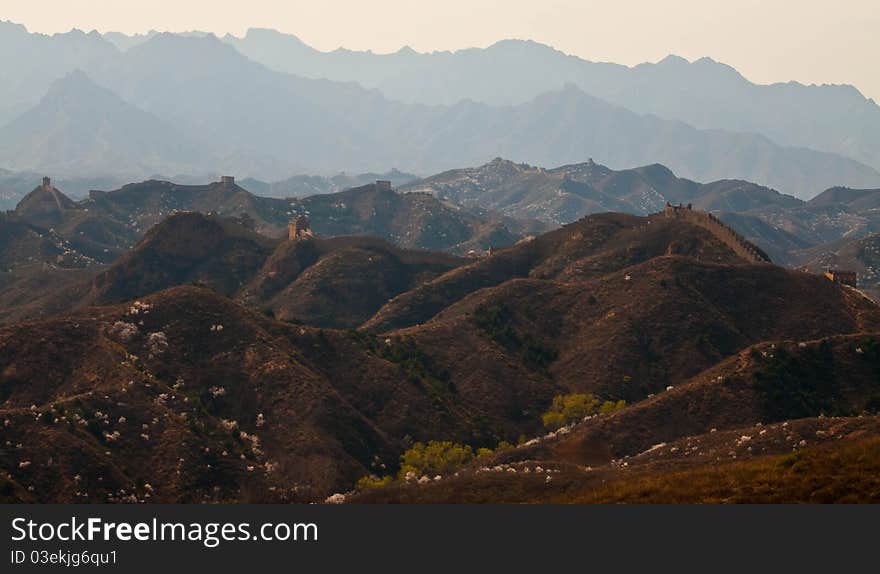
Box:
[6,0,880,101]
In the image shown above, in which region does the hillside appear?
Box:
[87,179,522,253]
[0,213,96,270]
[0,286,560,502]
[87,213,278,304]
[402,159,880,269]
[368,258,878,404]
[240,169,418,198]
[3,177,515,271]
[364,210,770,331]
[809,186,880,210]
[351,415,880,503]
[402,158,803,224]
[799,233,880,300]
[7,211,468,329]
[2,209,880,503]
[351,333,880,503]
[238,236,464,328]
[362,211,878,407]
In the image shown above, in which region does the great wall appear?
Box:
[660,204,772,264]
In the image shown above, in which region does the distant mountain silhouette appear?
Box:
[0,71,212,177]
[225,29,880,171]
[0,26,878,196]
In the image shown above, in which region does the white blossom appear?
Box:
[146,332,168,356]
[108,321,139,342]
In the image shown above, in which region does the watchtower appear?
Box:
[288,215,314,240]
[221,175,235,187]
[376,180,392,191]
[824,269,857,288]
[42,176,51,190]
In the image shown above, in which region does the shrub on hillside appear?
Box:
[542,393,626,429]
[356,475,393,491]
[399,441,475,478]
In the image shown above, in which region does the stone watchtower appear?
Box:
[288,215,314,240]
[42,176,52,190]
[375,180,392,191]
[221,175,235,188]
[824,269,857,288]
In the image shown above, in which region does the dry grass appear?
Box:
[569,436,880,503]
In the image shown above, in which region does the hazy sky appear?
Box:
[6,0,879,101]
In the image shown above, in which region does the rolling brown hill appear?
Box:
[0,286,556,503]
[297,182,522,253]
[83,178,523,254]
[4,177,521,271]
[12,180,137,263]
[238,235,464,328]
[401,158,801,225]
[798,232,880,301]
[513,333,880,467]
[2,206,880,503]
[87,212,278,305]
[0,266,97,324]
[0,212,470,329]
[349,334,880,503]
[364,210,768,332]
[0,214,95,270]
[350,415,880,503]
[85,213,467,329]
[375,258,879,405]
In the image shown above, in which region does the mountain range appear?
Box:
[5,18,880,506]
[220,29,880,174]
[2,203,879,503]
[6,159,880,303]
[1,22,880,197]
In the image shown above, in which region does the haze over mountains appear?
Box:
[2,21,880,197]
[223,29,880,170]
[5,158,880,299]
[4,17,880,505]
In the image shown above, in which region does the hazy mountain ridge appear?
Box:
[400,158,880,268]
[401,158,803,224]
[0,176,522,317]
[223,29,880,171]
[0,71,213,177]
[0,25,879,196]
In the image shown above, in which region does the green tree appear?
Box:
[356,475,393,491]
[542,393,626,429]
[398,441,475,478]
[599,399,627,414]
